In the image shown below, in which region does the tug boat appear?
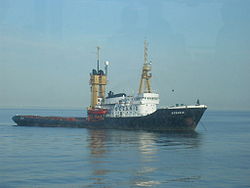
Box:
[12,41,207,131]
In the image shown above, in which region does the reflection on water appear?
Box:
[87,130,109,186]
[86,129,201,187]
[88,130,107,157]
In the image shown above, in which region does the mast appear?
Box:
[138,40,152,94]
[89,46,107,109]
[97,46,100,72]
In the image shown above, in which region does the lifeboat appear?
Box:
[87,108,108,115]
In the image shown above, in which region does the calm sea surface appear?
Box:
[0,109,250,188]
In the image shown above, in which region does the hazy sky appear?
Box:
[0,0,250,110]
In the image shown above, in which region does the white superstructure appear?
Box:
[102,92,159,118]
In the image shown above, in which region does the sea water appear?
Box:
[0,108,250,188]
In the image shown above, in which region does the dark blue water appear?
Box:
[1,109,250,187]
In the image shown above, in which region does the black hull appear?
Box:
[12,107,207,131]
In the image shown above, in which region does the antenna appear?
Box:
[97,46,100,72]
[144,40,148,65]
